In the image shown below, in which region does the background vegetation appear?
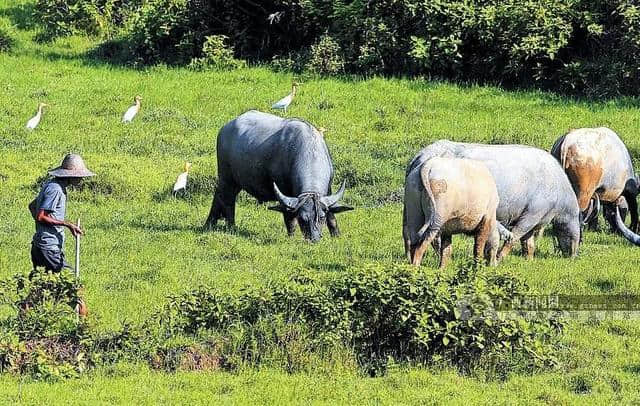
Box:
[2,0,640,403]
[28,0,640,97]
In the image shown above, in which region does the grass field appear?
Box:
[2,0,640,403]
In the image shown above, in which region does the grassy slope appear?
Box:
[2,0,640,403]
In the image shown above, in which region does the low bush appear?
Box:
[0,24,15,52]
[33,0,100,41]
[162,263,564,376]
[305,35,345,76]
[33,0,140,42]
[188,35,246,71]
[0,270,89,380]
[0,263,564,380]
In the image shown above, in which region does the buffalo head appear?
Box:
[269,181,353,242]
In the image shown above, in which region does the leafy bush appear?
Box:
[33,0,141,42]
[34,0,100,41]
[0,270,89,380]
[0,263,563,380]
[188,35,246,71]
[162,263,564,376]
[0,24,15,52]
[305,35,345,76]
[29,0,640,95]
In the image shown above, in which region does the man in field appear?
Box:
[29,153,95,272]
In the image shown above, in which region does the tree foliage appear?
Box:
[32,0,640,96]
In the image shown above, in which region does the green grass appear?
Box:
[2,0,640,403]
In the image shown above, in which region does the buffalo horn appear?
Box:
[273,183,298,210]
[321,180,346,207]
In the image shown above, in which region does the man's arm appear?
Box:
[28,199,37,220]
[35,210,84,237]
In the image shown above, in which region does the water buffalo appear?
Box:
[407,140,581,259]
[204,110,353,242]
[551,127,640,245]
[403,156,501,267]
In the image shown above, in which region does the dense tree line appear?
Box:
[34,0,640,97]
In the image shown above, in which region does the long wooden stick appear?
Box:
[75,218,80,280]
[75,218,80,318]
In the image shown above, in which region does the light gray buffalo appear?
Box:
[550,127,640,245]
[403,156,501,267]
[204,110,353,242]
[407,140,581,259]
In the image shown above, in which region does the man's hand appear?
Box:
[34,209,85,237]
[67,223,84,238]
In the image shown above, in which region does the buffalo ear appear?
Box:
[329,204,354,213]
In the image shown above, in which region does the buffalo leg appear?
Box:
[204,195,225,229]
[327,212,340,237]
[521,233,536,260]
[603,202,618,233]
[623,191,638,233]
[439,234,452,269]
[497,239,514,261]
[497,217,541,261]
[411,229,439,267]
[474,217,492,265]
[204,181,239,229]
[283,212,298,236]
[431,233,441,260]
[484,227,500,266]
[587,211,600,231]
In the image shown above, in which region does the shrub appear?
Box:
[162,263,564,376]
[305,35,345,76]
[33,0,141,41]
[0,270,89,380]
[0,25,15,52]
[188,35,246,71]
[33,0,100,41]
[0,263,564,380]
[29,0,640,95]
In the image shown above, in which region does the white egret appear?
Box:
[173,162,192,196]
[26,102,48,130]
[271,82,298,114]
[122,95,142,123]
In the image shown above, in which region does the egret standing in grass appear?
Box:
[271,82,298,114]
[26,103,48,130]
[122,95,142,123]
[173,162,191,196]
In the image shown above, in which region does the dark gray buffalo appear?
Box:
[204,110,353,242]
[407,140,581,259]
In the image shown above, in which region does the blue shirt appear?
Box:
[32,180,67,250]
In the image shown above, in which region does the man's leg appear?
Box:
[30,244,40,271]
[32,246,67,272]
